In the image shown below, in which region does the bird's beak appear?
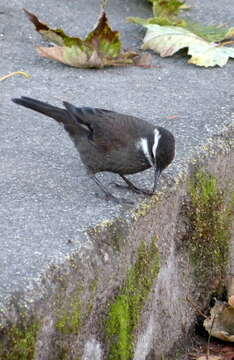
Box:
[152,167,161,194]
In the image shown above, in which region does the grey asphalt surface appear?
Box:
[0,0,234,304]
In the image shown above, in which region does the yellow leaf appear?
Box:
[142,24,234,67]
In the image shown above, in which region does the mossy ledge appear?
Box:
[53,279,98,359]
[187,170,234,288]
[104,237,160,360]
[0,314,39,360]
[55,293,81,336]
[88,218,129,252]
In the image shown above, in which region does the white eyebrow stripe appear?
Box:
[152,128,161,158]
[137,138,154,166]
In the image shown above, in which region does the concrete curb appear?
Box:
[0,122,233,359]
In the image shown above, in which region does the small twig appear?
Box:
[186,296,208,318]
[207,313,216,360]
[0,71,31,81]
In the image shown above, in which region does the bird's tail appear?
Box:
[12,96,83,137]
[12,96,69,124]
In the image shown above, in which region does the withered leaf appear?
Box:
[204,301,234,342]
[149,0,190,18]
[24,9,146,69]
[129,0,234,67]
[142,24,234,67]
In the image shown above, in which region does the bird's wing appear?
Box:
[63,103,138,152]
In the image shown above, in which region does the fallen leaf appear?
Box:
[149,0,190,17]
[222,345,234,353]
[128,0,189,27]
[129,15,234,43]
[189,340,234,360]
[128,15,186,27]
[141,24,234,67]
[24,9,143,68]
[129,0,234,67]
[183,22,234,43]
[228,296,234,308]
[204,301,234,342]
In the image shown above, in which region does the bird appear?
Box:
[12,97,175,204]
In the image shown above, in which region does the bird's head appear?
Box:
[150,126,175,192]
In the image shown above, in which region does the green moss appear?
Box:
[55,296,81,335]
[106,295,131,360]
[0,318,39,360]
[53,275,99,359]
[105,238,160,360]
[188,170,233,284]
[53,294,82,360]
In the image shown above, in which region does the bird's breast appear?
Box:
[76,138,151,175]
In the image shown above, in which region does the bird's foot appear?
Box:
[112,182,153,196]
[91,175,134,205]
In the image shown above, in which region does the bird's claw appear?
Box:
[112,182,153,196]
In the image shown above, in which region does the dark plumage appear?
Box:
[12,97,175,204]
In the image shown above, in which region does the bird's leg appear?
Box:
[90,175,134,205]
[114,169,161,196]
[152,168,161,194]
[114,175,153,195]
